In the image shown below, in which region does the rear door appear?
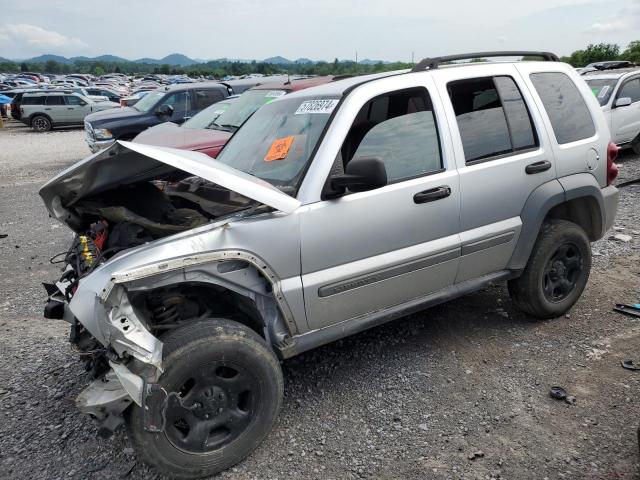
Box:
[434,64,556,282]
[43,95,68,125]
[300,77,462,330]
[611,76,640,145]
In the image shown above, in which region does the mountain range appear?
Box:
[5,53,389,66]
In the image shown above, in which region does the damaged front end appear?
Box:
[40,141,301,437]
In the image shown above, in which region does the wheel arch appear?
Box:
[119,252,298,354]
[508,175,605,270]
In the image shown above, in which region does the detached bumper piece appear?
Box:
[76,369,135,438]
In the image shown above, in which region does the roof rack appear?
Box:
[411,51,560,72]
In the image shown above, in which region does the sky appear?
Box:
[0,0,638,61]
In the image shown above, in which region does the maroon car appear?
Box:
[133,76,338,158]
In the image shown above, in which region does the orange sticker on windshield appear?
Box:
[264,136,294,162]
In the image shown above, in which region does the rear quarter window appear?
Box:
[22,96,45,105]
[529,72,595,144]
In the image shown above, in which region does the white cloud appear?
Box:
[0,23,87,52]
[585,0,640,33]
[497,36,508,44]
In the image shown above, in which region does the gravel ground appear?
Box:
[0,120,639,480]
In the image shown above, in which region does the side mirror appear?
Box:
[615,97,632,108]
[157,104,174,116]
[331,156,387,193]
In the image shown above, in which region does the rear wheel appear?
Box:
[127,319,283,479]
[31,115,52,132]
[508,220,591,319]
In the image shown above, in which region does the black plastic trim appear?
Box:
[412,51,559,72]
[460,231,515,256]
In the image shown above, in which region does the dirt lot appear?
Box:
[0,120,639,480]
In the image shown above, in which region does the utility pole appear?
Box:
[411,51,415,64]
[355,51,358,63]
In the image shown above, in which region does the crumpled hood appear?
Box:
[133,122,232,151]
[39,141,301,228]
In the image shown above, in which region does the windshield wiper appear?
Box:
[207,123,235,132]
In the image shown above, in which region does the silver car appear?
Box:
[20,91,119,132]
[40,51,619,478]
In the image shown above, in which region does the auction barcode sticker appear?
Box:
[295,99,339,115]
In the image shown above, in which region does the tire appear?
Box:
[31,115,52,132]
[631,136,640,156]
[508,219,591,319]
[127,319,283,479]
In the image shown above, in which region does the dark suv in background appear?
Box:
[84,82,230,152]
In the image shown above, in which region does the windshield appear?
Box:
[199,89,287,132]
[133,90,165,112]
[585,78,618,106]
[216,96,340,193]
[182,100,234,129]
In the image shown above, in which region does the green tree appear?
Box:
[160,64,171,74]
[20,62,28,72]
[621,40,640,63]
[93,65,105,76]
[44,60,60,73]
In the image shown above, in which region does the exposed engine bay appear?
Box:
[48,176,261,378]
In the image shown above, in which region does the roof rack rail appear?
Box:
[411,51,560,72]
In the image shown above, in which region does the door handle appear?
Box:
[413,186,451,204]
[67,108,75,110]
[44,108,51,111]
[525,160,552,174]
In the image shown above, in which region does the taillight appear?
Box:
[606,142,619,186]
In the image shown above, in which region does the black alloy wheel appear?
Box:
[164,362,258,453]
[542,242,583,303]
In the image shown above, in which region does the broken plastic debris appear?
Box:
[549,386,567,400]
[622,360,640,371]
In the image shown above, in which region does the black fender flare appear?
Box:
[507,174,604,270]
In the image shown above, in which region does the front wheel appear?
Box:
[127,319,283,479]
[508,220,591,319]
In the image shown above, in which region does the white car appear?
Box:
[584,67,640,153]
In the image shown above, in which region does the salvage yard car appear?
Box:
[84,82,230,152]
[134,76,339,158]
[20,91,119,132]
[584,67,640,154]
[40,51,618,478]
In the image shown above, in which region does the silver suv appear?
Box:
[20,91,119,132]
[40,52,619,478]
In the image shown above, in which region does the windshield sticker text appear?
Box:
[295,99,339,115]
[265,136,295,162]
[265,90,286,98]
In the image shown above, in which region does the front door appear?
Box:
[64,95,92,124]
[611,76,640,145]
[300,84,461,330]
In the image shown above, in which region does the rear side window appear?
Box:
[192,89,225,109]
[447,76,537,162]
[530,72,595,144]
[22,96,45,105]
[45,96,64,106]
[618,78,640,103]
[65,95,85,105]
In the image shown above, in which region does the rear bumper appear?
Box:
[601,185,619,234]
